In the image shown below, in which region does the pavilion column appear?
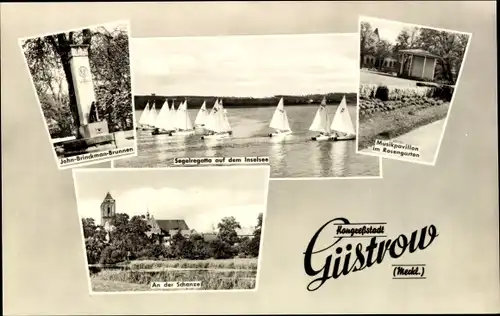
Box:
[399,53,405,75]
[422,56,427,79]
[431,58,437,80]
[408,55,413,77]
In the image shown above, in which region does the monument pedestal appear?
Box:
[79,121,110,139]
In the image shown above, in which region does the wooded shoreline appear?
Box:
[134,93,357,110]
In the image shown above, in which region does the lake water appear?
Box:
[114,104,380,178]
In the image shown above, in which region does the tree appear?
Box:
[21,23,132,138]
[244,213,263,258]
[375,39,394,61]
[209,239,234,259]
[189,234,212,259]
[414,29,469,84]
[360,22,378,67]
[392,27,420,74]
[82,218,97,238]
[217,216,241,246]
[393,27,420,52]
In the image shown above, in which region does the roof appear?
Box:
[236,227,255,236]
[156,219,190,232]
[169,229,196,236]
[203,233,218,242]
[398,48,442,59]
[103,192,114,200]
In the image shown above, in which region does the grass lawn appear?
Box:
[90,258,259,292]
[91,279,151,292]
[358,102,450,150]
[360,69,420,87]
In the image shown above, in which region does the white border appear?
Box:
[354,16,473,166]
[72,165,271,295]
[111,32,383,180]
[18,19,139,170]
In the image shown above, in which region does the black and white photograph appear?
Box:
[19,20,137,169]
[112,33,381,179]
[357,16,471,164]
[73,166,269,293]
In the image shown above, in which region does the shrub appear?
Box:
[375,86,389,101]
[210,239,235,259]
[359,84,378,99]
[100,245,127,264]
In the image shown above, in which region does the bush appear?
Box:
[210,239,235,259]
[375,85,390,101]
[100,245,127,264]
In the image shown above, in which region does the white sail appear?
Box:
[155,100,175,130]
[153,100,168,128]
[174,100,193,131]
[138,102,150,125]
[309,97,330,133]
[147,103,158,126]
[330,95,355,135]
[195,101,209,126]
[205,100,224,133]
[269,97,291,132]
[219,100,232,132]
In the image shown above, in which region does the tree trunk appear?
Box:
[60,53,81,137]
[49,34,82,138]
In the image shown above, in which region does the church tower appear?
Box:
[100,192,116,229]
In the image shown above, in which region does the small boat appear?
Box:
[309,97,332,141]
[152,99,176,135]
[194,101,209,128]
[268,97,292,137]
[201,99,232,139]
[171,100,195,136]
[329,95,356,141]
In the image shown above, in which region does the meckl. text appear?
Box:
[303,218,438,291]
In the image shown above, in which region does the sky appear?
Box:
[361,16,417,45]
[131,33,358,97]
[73,166,269,233]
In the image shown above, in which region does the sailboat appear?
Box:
[194,101,209,128]
[152,99,176,135]
[268,97,292,137]
[310,97,332,141]
[329,95,356,141]
[171,99,195,136]
[144,102,158,130]
[201,99,232,139]
[219,99,233,135]
[138,102,151,130]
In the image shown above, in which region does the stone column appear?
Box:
[431,58,437,80]
[399,53,405,75]
[68,44,110,139]
[68,44,96,126]
[422,56,427,79]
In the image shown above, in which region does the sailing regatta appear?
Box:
[309,97,332,141]
[268,97,292,137]
[329,95,356,141]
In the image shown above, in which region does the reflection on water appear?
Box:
[116,105,380,178]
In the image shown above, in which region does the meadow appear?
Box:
[90,258,258,292]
